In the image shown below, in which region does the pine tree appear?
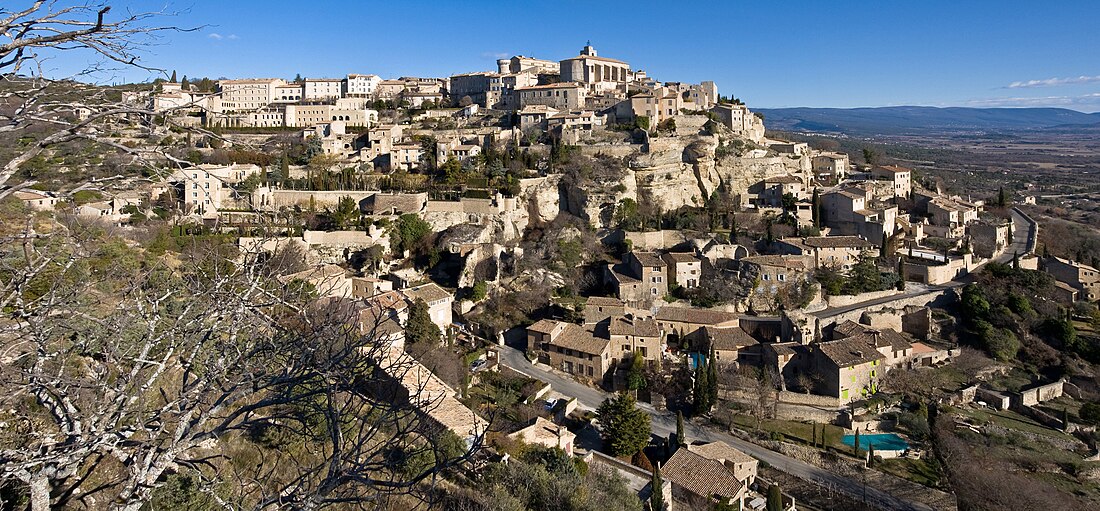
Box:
[596,393,652,457]
[676,411,687,447]
[294,73,303,83]
[650,464,664,511]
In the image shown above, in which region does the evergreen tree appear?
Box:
[997,186,1007,208]
[706,349,719,409]
[170,70,177,82]
[676,411,687,447]
[405,299,441,345]
[880,232,888,258]
[692,365,708,416]
[811,188,821,229]
[649,464,664,511]
[868,443,875,467]
[180,76,189,90]
[1012,251,1020,270]
[294,73,303,83]
[595,393,652,457]
[897,259,907,291]
[766,483,783,511]
[853,429,861,456]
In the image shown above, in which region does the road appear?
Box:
[499,346,934,511]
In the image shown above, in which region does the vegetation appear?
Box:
[405,298,441,345]
[596,393,652,457]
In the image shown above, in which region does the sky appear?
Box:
[37,0,1100,112]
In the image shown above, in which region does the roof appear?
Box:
[562,54,629,65]
[741,255,807,270]
[381,348,487,439]
[704,326,758,351]
[609,316,660,338]
[764,175,803,184]
[509,417,576,447]
[801,236,874,249]
[519,105,559,115]
[688,441,756,465]
[817,337,886,368]
[833,321,913,352]
[663,252,700,264]
[366,290,410,312]
[549,324,609,355]
[873,165,912,174]
[402,282,452,304]
[655,306,739,326]
[527,319,561,335]
[631,251,665,268]
[662,449,743,500]
[517,82,585,91]
[586,296,625,308]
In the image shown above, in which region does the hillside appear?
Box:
[756,106,1100,136]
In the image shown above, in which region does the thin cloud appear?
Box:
[208,33,223,40]
[1007,75,1100,88]
[481,51,510,60]
[227,34,239,40]
[965,92,1100,108]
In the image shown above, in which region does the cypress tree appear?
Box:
[170,70,177,82]
[766,483,783,511]
[706,349,719,409]
[1012,251,1020,270]
[897,259,907,291]
[811,188,821,228]
[853,429,861,456]
[650,464,664,511]
[676,411,687,447]
[868,443,875,467]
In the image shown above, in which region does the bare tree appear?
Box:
[0,218,485,510]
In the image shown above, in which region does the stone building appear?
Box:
[662,252,702,289]
[871,165,912,198]
[1044,256,1100,301]
[559,43,631,93]
[526,320,611,380]
[608,315,661,361]
[517,82,588,110]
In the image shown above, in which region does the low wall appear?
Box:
[825,289,898,308]
[577,144,642,158]
[302,229,384,246]
[257,189,376,211]
[819,287,957,326]
[624,230,690,251]
[1015,380,1064,407]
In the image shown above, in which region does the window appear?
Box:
[842,389,849,399]
[850,374,856,383]
[778,274,786,282]
[762,274,769,281]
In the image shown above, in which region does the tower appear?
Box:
[581,41,597,56]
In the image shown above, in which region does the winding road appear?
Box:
[499,346,935,511]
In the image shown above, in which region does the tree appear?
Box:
[766,483,783,511]
[897,259,907,291]
[811,188,821,228]
[405,298,441,345]
[470,280,488,302]
[180,75,189,89]
[170,69,177,82]
[650,464,664,511]
[862,148,878,166]
[626,351,647,391]
[868,443,876,467]
[706,349,719,409]
[329,195,360,230]
[1080,403,1100,426]
[676,410,687,447]
[389,213,432,256]
[294,73,303,82]
[997,186,1007,208]
[596,393,651,457]
[853,429,861,456]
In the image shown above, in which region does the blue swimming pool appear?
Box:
[841,433,909,451]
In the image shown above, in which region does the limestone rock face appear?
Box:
[521,175,562,224]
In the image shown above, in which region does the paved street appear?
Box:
[499,346,935,511]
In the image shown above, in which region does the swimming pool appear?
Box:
[841,433,909,451]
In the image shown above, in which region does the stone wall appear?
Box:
[825,289,898,308]
[624,230,690,251]
[1015,380,1064,407]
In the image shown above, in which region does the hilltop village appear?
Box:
[12,43,1100,511]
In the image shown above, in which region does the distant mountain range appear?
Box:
[754,106,1100,136]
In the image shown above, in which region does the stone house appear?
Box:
[607,314,661,361]
[517,82,587,110]
[14,190,60,210]
[662,447,748,509]
[518,104,559,131]
[968,219,1013,259]
[605,251,668,308]
[401,282,454,332]
[583,296,627,325]
[654,306,740,347]
[508,417,577,456]
[559,44,631,93]
[738,255,810,295]
[758,175,806,208]
[812,152,850,182]
[700,326,759,365]
[662,252,702,289]
[814,336,886,402]
[527,320,612,380]
[870,165,912,198]
[1044,256,1100,301]
[775,235,874,271]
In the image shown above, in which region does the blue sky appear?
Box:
[42,0,1100,111]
